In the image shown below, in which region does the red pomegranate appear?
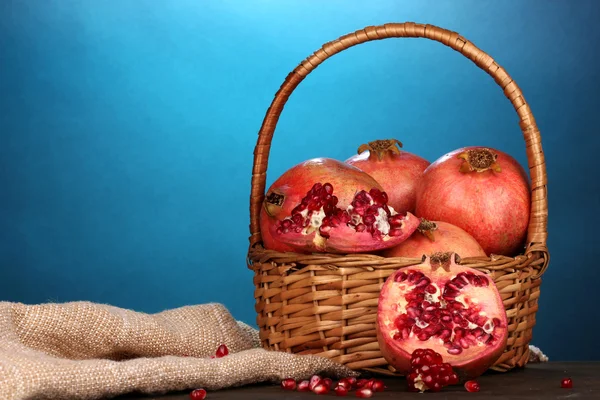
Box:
[259,158,420,254]
[376,252,508,381]
[345,139,430,214]
[414,147,531,256]
[382,219,487,259]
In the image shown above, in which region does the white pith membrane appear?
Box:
[381,267,504,359]
[275,183,409,244]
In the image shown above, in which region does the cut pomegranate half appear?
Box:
[376,252,508,381]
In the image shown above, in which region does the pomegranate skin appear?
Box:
[345,139,430,214]
[382,220,487,259]
[415,146,531,257]
[376,253,508,382]
[259,158,383,252]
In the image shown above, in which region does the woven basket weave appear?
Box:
[246,22,549,376]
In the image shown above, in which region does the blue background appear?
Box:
[1,0,598,361]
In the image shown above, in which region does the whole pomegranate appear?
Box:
[382,219,487,259]
[260,158,420,254]
[415,147,530,256]
[376,252,508,381]
[345,139,430,214]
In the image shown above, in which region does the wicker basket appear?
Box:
[246,22,549,376]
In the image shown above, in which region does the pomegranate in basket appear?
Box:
[415,147,530,256]
[382,218,487,259]
[259,158,420,254]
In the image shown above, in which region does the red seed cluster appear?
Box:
[276,183,405,239]
[280,375,385,397]
[407,349,459,393]
[393,269,500,356]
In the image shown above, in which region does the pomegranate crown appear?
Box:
[357,139,403,161]
[457,148,501,173]
[426,251,462,271]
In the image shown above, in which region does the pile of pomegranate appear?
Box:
[258,138,533,391]
[260,139,530,258]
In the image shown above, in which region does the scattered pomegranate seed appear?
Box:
[355,379,369,389]
[322,378,333,389]
[189,388,207,400]
[561,378,573,388]
[337,378,352,390]
[334,383,349,396]
[297,380,310,391]
[371,379,386,392]
[313,383,330,395]
[215,344,229,358]
[281,378,297,391]
[309,375,322,391]
[356,388,373,398]
[346,377,358,389]
[464,380,480,392]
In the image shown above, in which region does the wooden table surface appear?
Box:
[117,362,598,400]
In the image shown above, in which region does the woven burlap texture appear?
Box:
[0,301,358,400]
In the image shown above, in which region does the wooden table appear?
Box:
[118,362,598,399]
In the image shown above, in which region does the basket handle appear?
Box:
[248,22,549,275]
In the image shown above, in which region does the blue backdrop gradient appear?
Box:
[1,1,599,361]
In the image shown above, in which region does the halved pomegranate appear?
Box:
[260,158,419,253]
[273,183,420,253]
[376,252,508,381]
[260,158,382,252]
[382,219,487,259]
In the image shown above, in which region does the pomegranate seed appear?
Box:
[321,378,333,389]
[361,379,374,390]
[346,377,358,388]
[297,380,310,391]
[355,378,369,388]
[464,380,480,392]
[449,373,459,385]
[215,344,229,358]
[561,378,573,388]
[313,383,330,395]
[334,384,349,396]
[370,379,385,392]
[356,388,373,398]
[189,388,207,400]
[309,375,322,391]
[281,378,297,391]
[337,378,352,390]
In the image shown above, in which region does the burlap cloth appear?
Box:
[0,301,358,400]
